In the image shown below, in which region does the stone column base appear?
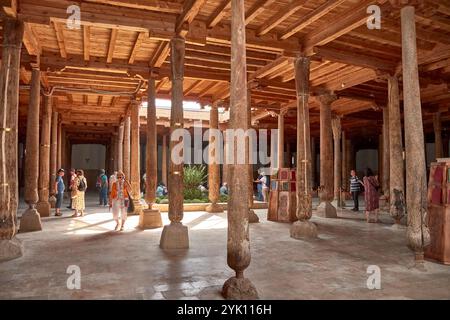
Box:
[160,222,189,249]
[19,208,42,233]
[49,195,56,209]
[129,198,146,216]
[222,277,259,300]
[205,203,223,213]
[0,238,24,262]
[248,210,259,223]
[290,220,318,239]
[315,201,337,218]
[139,209,163,229]
[379,195,389,209]
[36,201,51,217]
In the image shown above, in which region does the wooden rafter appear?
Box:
[155,77,169,93]
[257,0,307,36]
[176,0,207,34]
[107,29,118,63]
[249,57,293,80]
[280,0,346,40]
[23,22,41,56]
[184,80,204,96]
[129,32,147,64]
[245,0,276,25]
[52,21,67,58]
[97,96,103,107]
[83,25,91,62]
[207,0,231,28]
[149,41,170,68]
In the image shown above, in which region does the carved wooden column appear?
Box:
[387,75,405,227]
[130,100,145,215]
[341,130,348,196]
[286,140,292,168]
[161,133,168,186]
[290,56,317,239]
[140,76,162,229]
[117,122,124,171]
[222,0,258,300]
[206,103,224,213]
[332,115,342,208]
[277,110,285,168]
[247,91,259,223]
[222,131,228,185]
[36,96,52,217]
[401,4,430,264]
[20,64,42,232]
[316,94,337,218]
[0,18,24,261]
[57,120,62,171]
[123,115,131,179]
[160,36,189,249]
[48,111,58,208]
[61,128,66,170]
[433,112,443,160]
[345,139,352,182]
[380,106,390,207]
[311,137,316,188]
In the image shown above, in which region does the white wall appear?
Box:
[72,144,106,170]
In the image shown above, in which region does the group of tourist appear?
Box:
[52,169,133,231]
[348,167,380,223]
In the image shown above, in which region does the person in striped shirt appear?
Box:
[349,170,363,211]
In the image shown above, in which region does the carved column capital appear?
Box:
[316,93,337,106]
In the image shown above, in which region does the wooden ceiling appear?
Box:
[1,0,449,144]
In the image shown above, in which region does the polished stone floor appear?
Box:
[1,195,449,300]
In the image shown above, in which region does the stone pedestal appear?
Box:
[0,238,23,262]
[248,209,259,223]
[379,195,389,210]
[222,276,259,300]
[206,203,223,213]
[129,198,145,216]
[316,201,337,218]
[290,220,317,239]
[19,208,42,233]
[139,208,162,229]
[160,222,189,249]
[36,201,51,217]
[49,195,56,209]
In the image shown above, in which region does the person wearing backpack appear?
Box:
[98,169,109,207]
[71,169,88,217]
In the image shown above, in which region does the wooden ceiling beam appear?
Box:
[107,29,118,63]
[245,0,276,25]
[302,0,389,55]
[176,0,207,34]
[82,0,183,14]
[23,22,41,57]
[207,0,231,28]
[150,41,170,68]
[52,21,67,58]
[129,31,148,64]
[83,25,91,62]
[280,0,346,40]
[257,0,307,36]
[249,56,294,80]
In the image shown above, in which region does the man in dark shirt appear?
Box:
[55,169,65,216]
[349,169,363,211]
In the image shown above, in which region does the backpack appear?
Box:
[78,178,87,192]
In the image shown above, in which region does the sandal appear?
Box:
[71,213,79,218]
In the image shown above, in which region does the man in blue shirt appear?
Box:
[98,169,109,207]
[54,168,65,216]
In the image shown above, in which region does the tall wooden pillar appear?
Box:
[130,100,145,215]
[206,104,224,213]
[247,91,259,222]
[161,133,168,186]
[61,128,66,170]
[117,122,124,171]
[277,111,285,168]
[48,111,58,208]
[401,4,430,263]
[222,0,258,300]
[387,75,405,225]
[36,96,52,217]
[381,106,390,201]
[433,112,443,160]
[311,137,316,188]
[20,64,42,232]
[222,131,228,185]
[345,139,352,185]
[290,56,317,239]
[316,94,337,218]
[123,116,131,179]
[140,76,162,229]
[0,18,24,261]
[341,131,347,192]
[332,115,342,208]
[160,36,189,249]
[57,120,62,171]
